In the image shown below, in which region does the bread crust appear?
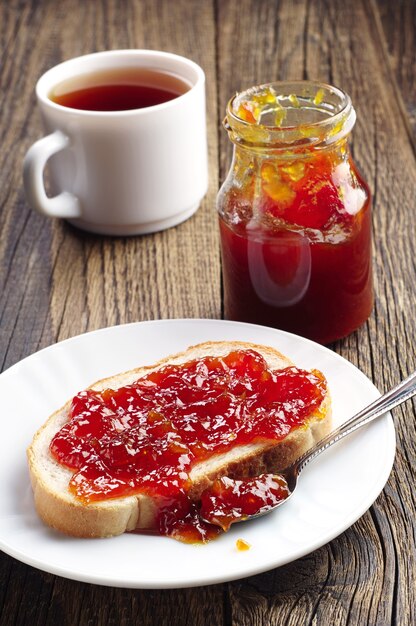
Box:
[27,341,332,538]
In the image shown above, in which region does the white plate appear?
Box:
[0,319,395,588]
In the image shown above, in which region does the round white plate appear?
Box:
[0,319,395,588]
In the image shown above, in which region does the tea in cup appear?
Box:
[23,50,208,235]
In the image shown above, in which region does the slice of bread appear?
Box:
[27,341,332,538]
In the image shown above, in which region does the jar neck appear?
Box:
[231,137,351,162]
[225,81,356,154]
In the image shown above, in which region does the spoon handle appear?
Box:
[294,370,416,475]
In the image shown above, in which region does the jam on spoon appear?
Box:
[200,474,290,531]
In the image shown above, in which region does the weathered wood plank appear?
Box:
[217,0,416,624]
[376,0,416,141]
[0,0,222,624]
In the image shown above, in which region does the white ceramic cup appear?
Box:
[23,50,208,235]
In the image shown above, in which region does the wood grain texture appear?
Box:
[217,0,416,625]
[377,0,416,140]
[0,1,222,625]
[1,0,415,624]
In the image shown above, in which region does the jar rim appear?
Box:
[226,80,356,150]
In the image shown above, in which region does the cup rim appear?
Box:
[36,49,205,117]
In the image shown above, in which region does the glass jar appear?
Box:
[217,81,373,344]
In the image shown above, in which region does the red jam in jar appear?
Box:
[217,82,373,344]
[50,349,327,542]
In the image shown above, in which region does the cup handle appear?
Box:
[23,130,81,219]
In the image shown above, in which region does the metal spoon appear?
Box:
[213,370,416,525]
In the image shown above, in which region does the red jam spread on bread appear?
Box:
[50,349,326,542]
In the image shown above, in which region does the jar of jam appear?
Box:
[217,81,373,344]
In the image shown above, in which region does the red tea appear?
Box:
[49,67,190,111]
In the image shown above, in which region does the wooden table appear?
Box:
[1,1,415,624]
